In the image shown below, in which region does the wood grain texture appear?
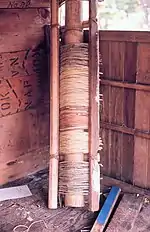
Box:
[101,79,150,92]
[0,9,50,53]
[0,75,39,118]
[132,202,150,232]
[106,194,143,232]
[48,0,59,209]
[0,48,45,80]
[100,41,125,180]
[109,42,124,180]
[89,0,100,211]
[0,6,49,184]
[0,0,50,8]
[134,91,150,188]
[91,187,121,232]
[99,31,150,43]
[0,106,49,175]
[0,171,96,232]
[102,175,150,199]
[100,33,150,187]
[134,45,150,188]
[100,41,110,176]
[137,43,150,84]
[122,42,136,183]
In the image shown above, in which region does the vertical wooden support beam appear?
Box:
[89,0,100,211]
[48,0,59,209]
[65,0,83,44]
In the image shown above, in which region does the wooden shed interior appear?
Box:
[0,0,150,231]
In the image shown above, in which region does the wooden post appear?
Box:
[89,0,100,211]
[48,0,59,209]
[65,0,83,44]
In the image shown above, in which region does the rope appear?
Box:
[59,161,89,195]
[13,220,48,232]
[60,129,88,154]
[59,43,103,205]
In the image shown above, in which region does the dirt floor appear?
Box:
[0,169,97,232]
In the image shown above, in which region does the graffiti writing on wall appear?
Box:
[0,47,45,80]
[0,75,38,118]
[7,0,31,8]
[0,44,47,118]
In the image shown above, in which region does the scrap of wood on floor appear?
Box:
[91,186,121,232]
[106,194,143,232]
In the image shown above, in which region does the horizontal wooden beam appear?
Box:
[59,0,104,6]
[102,175,150,199]
[101,122,150,139]
[99,30,150,43]
[0,0,50,8]
[0,0,104,9]
[101,79,150,92]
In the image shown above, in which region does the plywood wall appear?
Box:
[100,31,150,188]
[0,1,50,184]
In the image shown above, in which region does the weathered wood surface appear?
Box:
[89,0,100,212]
[134,90,150,188]
[99,30,150,43]
[0,170,96,232]
[0,107,49,185]
[0,0,50,8]
[48,0,59,209]
[100,31,150,188]
[102,175,150,199]
[91,186,121,232]
[106,194,143,232]
[0,9,50,53]
[133,42,150,188]
[0,7,49,184]
[132,200,150,232]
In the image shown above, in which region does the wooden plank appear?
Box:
[0,105,49,185]
[122,134,134,183]
[134,91,150,188]
[100,41,109,79]
[0,0,50,8]
[101,128,111,176]
[101,80,150,92]
[0,146,49,184]
[0,47,46,80]
[137,43,150,85]
[0,75,39,118]
[108,42,125,81]
[0,106,49,164]
[91,186,121,232]
[100,41,110,176]
[108,42,124,180]
[102,175,150,199]
[132,201,150,232]
[48,0,59,209]
[122,42,136,183]
[99,31,150,43]
[106,194,143,232]
[0,9,49,52]
[89,0,100,211]
[101,122,150,139]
